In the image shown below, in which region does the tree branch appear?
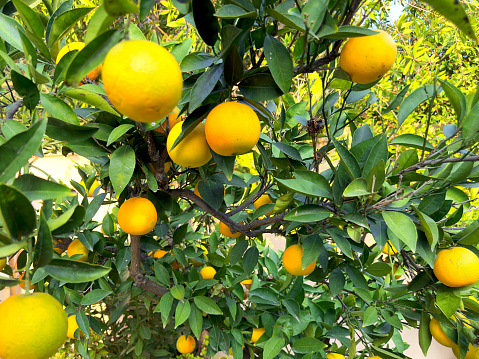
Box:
[395,155,479,177]
[6,100,22,119]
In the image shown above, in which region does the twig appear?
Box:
[6,100,22,119]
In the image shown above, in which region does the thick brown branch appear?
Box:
[129,234,169,297]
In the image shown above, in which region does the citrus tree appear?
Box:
[1,0,479,359]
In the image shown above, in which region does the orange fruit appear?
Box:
[219,221,242,238]
[240,279,252,289]
[326,354,346,359]
[67,239,89,262]
[18,272,35,291]
[382,241,398,255]
[429,317,457,348]
[80,179,99,197]
[200,266,216,279]
[254,194,273,215]
[56,42,102,82]
[153,249,168,259]
[366,357,383,359]
[339,30,397,84]
[176,335,196,354]
[205,102,261,156]
[102,40,182,123]
[166,122,212,168]
[433,247,479,287]
[452,344,479,359]
[0,257,6,271]
[251,327,266,343]
[117,197,158,235]
[67,314,82,339]
[282,244,316,276]
[154,107,181,134]
[0,293,68,359]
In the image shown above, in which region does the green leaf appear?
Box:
[214,4,256,18]
[84,4,115,44]
[11,0,44,38]
[0,184,36,240]
[66,139,110,157]
[157,292,174,324]
[171,284,185,301]
[170,38,192,63]
[331,137,361,180]
[276,178,332,199]
[301,0,327,34]
[248,287,280,305]
[397,85,441,126]
[41,93,79,125]
[365,262,392,277]
[411,206,439,250]
[65,30,121,86]
[243,246,259,274]
[0,242,27,257]
[345,266,368,291]
[10,70,39,111]
[301,234,322,269]
[63,87,119,115]
[383,84,410,114]
[283,205,330,223]
[46,117,99,144]
[420,0,477,41]
[461,101,479,140]
[329,268,345,296]
[103,0,138,17]
[81,289,112,305]
[439,79,466,123]
[436,285,461,317]
[52,206,86,235]
[229,240,248,265]
[175,300,191,328]
[180,52,215,72]
[192,0,219,47]
[106,124,134,146]
[382,211,417,252]
[109,146,136,197]
[263,336,285,359]
[189,63,224,111]
[13,174,76,201]
[193,296,223,315]
[33,211,53,268]
[238,73,283,102]
[84,193,107,225]
[363,306,378,327]
[264,35,293,94]
[419,311,432,356]
[189,303,203,340]
[392,149,418,175]
[292,337,325,354]
[266,8,305,32]
[224,44,244,86]
[321,25,378,39]
[48,7,93,46]
[390,134,434,151]
[343,178,372,197]
[43,259,111,283]
[0,13,26,51]
[0,119,46,182]
[272,142,302,161]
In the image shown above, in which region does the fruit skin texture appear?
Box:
[366,357,383,359]
[102,40,182,123]
[339,30,397,84]
[176,335,196,354]
[429,317,457,348]
[254,194,273,215]
[200,266,216,279]
[433,247,479,287]
[326,354,345,359]
[117,197,158,235]
[67,239,89,262]
[167,122,212,168]
[205,102,261,156]
[251,327,266,343]
[154,107,181,134]
[219,221,242,238]
[56,42,102,82]
[0,293,68,359]
[0,257,6,270]
[452,344,479,359]
[282,244,316,276]
[382,241,398,255]
[67,315,81,339]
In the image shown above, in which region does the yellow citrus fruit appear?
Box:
[67,239,89,262]
[452,344,479,359]
[339,30,397,84]
[176,335,196,354]
[153,249,168,259]
[56,42,102,82]
[205,102,261,156]
[0,257,6,271]
[67,314,82,339]
[282,244,316,276]
[102,40,182,123]
[241,279,252,289]
[154,107,181,134]
[117,197,158,235]
[429,317,457,348]
[200,266,216,279]
[251,327,266,343]
[366,357,383,359]
[80,179,99,197]
[167,122,212,168]
[219,221,242,238]
[326,354,345,359]
[254,194,273,215]
[382,241,398,255]
[0,293,67,359]
[433,247,479,287]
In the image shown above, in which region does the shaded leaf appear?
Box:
[0,184,36,240]
[109,146,136,196]
[44,259,111,283]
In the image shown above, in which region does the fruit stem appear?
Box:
[25,237,33,294]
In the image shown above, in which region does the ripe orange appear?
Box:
[282,244,316,276]
[102,40,182,123]
[200,266,216,279]
[205,102,261,156]
[326,354,346,359]
[56,42,102,82]
[18,272,35,291]
[254,194,273,215]
[67,314,82,339]
[176,335,196,354]
[429,318,457,348]
[154,107,181,134]
[339,30,397,84]
[152,249,183,269]
[0,257,6,271]
[366,357,383,359]
[433,247,479,287]
[251,327,266,343]
[167,122,212,168]
[0,293,68,359]
[382,241,398,255]
[219,221,242,238]
[67,239,89,262]
[241,279,252,289]
[117,197,158,235]
[452,344,479,359]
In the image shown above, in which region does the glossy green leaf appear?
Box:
[436,285,461,317]
[109,146,136,196]
[189,303,203,340]
[392,149,418,175]
[0,13,26,51]
[106,124,134,146]
[10,70,39,111]
[63,87,119,115]
[52,206,86,235]
[382,211,417,252]
[292,337,325,354]
[343,178,372,197]
[461,101,479,140]
[215,4,256,18]
[84,193,107,225]
[103,0,138,17]
[139,0,155,20]
[272,142,302,161]
[390,134,434,151]
[264,35,293,94]
[238,73,283,102]
[0,185,36,240]
[366,159,385,192]
[419,311,432,356]
[175,300,191,328]
[81,289,112,305]
[33,211,53,268]
[0,241,27,257]
[248,288,280,305]
[363,306,378,327]
[411,206,439,250]
[192,0,219,46]
[11,0,44,38]
[345,266,368,291]
[171,284,185,301]
[365,262,392,277]
[48,7,93,45]
[329,268,345,296]
[224,44,244,86]
[383,84,410,114]
[157,291,174,324]
[397,85,441,126]
[243,246,259,274]
[284,205,330,223]
[331,137,361,179]
[41,93,79,125]
[229,240,248,265]
[84,4,115,44]
[263,336,285,359]
[321,25,378,39]
[193,296,223,315]
[46,117,98,143]
[301,0,327,34]
[66,139,110,157]
[180,52,215,72]
[189,63,224,111]
[301,234,323,269]
[170,38,192,63]
[439,79,466,123]
[266,8,305,32]
[44,259,111,283]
